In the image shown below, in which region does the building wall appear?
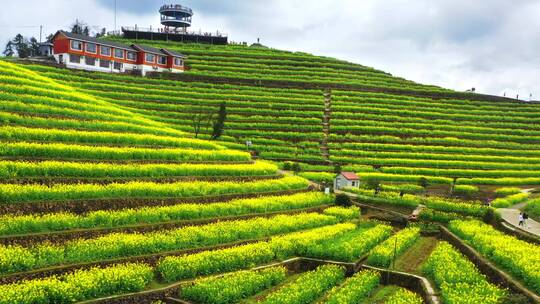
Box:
[333,175,360,190]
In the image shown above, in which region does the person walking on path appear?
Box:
[523,212,529,229]
[518,212,525,227]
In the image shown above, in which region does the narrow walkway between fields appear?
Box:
[498,188,539,237]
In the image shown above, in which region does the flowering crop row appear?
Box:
[0,175,309,205]
[157,223,356,282]
[367,227,420,268]
[448,220,540,294]
[0,192,333,236]
[423,241,506,304]
[261,264,345,304]
[181,266,287,304]
[305,223,392,262]
[324,270,380,304]
[0,263,153,304]
[0,160,275,180]
[0,142,250,163]
[0,210,349,275]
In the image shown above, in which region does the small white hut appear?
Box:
[334,172,360,190]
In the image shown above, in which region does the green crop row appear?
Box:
[334,148,540,167]
[343,188,421,208]
[261,264,345,304]
[0,175,309,205]
[0,192,333,236]
[332,101,540,125]
[448,220,540,293]
[1,110,184,138]
[0,210,348,275]
[324,270,380,304]
[335,141,540,159]
[422,241,507,304]
[525,198,540,218]
[332,98,540,125]
[330,133,540,152]
[494,187,522,197]
[366,227,420,268]
[491,192,530,208]
[181,266,287,304]
[344,188,490,217]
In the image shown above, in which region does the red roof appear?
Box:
[340,172,359,180]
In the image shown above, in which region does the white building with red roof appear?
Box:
[334,172,360,190]
[50,30,186,76]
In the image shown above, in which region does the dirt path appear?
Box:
[393,237,439,274]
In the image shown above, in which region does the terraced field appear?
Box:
[20,38,540,187]
[1,38,540,304]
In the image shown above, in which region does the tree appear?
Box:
[211,102,227,139]
[71,19,90,36]
[333,164,342,174]
[335,194,351,207]
[29,37,40,57]
[12,34,31,58]
[95,28,107,38]
[3,41,14,57]
[418,177,429,189]
[191,108,214,138]
[365,177,381,195]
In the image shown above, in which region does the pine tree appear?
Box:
[29,37,40,56]
[211,102,227,139]
[2,41,14,57]
[13,34,30,58]
[71,19,90,36]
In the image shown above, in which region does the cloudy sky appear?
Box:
[1,0,538,98]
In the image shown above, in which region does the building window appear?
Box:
[114,49,124,59]
[174,57,183,66]
[127,51,136,61]
[86,43,96,53]
[113,62,123,70]
[100,59,110,68]
[70,40,82,51]
[69,54,81,63]
[145,53,155,63]
[100,46,111,56]
[85,56,96,66]
[158,56,167,65]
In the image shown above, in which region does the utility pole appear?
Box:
[114,0,117,32]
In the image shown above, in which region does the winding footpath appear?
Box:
[498,189,540,237]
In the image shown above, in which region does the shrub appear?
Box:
[452,185,479,197]
[335,193,352,207]
[494,187,521,197]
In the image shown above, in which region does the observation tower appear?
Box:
[160,4,193,31]
[117,3,227,45]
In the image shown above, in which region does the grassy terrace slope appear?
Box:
[19,37,540,186]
